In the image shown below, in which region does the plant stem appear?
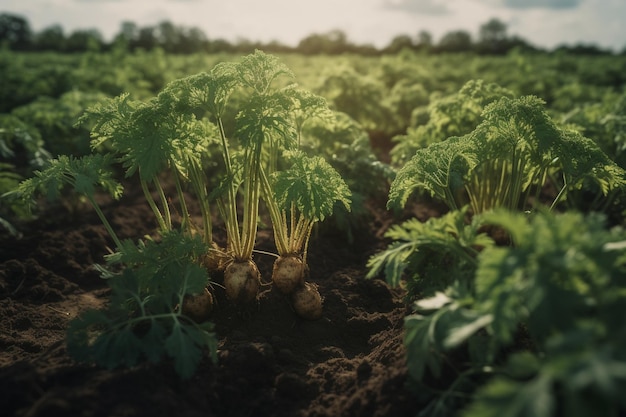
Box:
[154,178,172,230]
[140,178,168,231]
[172,168,191,233]
[241,144,262,259]
[86,195,123,249]
[188,160,212,245]
[216,116,242,256]
[259,165,289,255]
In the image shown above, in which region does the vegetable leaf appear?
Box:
[271,150,351,222]
[388,135,476,211]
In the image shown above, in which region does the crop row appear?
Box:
[2,49,626,415]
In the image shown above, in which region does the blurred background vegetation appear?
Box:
[1,12,623,56]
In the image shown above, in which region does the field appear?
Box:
[2,49,626,417]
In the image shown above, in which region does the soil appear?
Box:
[0,177,444,417]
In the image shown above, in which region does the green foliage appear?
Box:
[67,231,217,378]
[0,113,50,172]
[390,80,514,166]
[0,51,75,112]
[399,210,626,416]
[315,64,395,132]
[160,63,240,119]
[271,150,351,223]
[11,90,108,156]
[367,207,492,295]
[12,51,357,377]
[301,111,393,197]
[0,114,51,233]
[389,92,626,215]
[11,153,123,246]
[388,135,476,211]
[236,50,294,95]
[0,163,25,235]
[562,90,626,169]
[14,154,122,207]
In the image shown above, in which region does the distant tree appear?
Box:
[156,20,180,52]
[65,29,103,52]
[207,38,234,53]
[112,21,139,50]
[35,24,65,51]
[436,30,472,53]
[353,43,380,56]
[477,18,508,54]
[180,27,208,53]
[384,34,414,54]
[297,30,350,54]
[233,37,260,53]
[136,26,158,50]
[264,40,292,54]
[0,13,32,50]
[554,43,613,55]
[416,30,433,52]
[506,35,539,53]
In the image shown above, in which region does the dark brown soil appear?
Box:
[0,178,442,417]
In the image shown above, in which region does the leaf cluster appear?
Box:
[389,91,626,215]
[68,231,217,379]
[14,153,122,206]
[271,150,351,223]
[315,64,395,132]
[0,113,50,173]
[399,210,626,416]
[562,90,626,169]
[390,80,514,166]
[367,207,492,296]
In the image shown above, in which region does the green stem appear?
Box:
[172,168,191,233]
[240,144,262,260]
[189,160,212,245]
[154,178,172,230]
[86,195,123,249]
[216,116,242,256]
[300,220,315,265]
[259,165,289,255]
[140,178,168,231]
[549,173,568,211]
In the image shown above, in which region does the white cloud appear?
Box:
[476,0,582,8]
[501,0,582,9]
[382,0,451,14]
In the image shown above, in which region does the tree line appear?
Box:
[0,12,620,56]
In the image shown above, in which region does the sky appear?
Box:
[2,0,625,51]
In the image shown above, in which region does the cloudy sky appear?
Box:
[3,0,625,51]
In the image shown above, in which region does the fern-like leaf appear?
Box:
[271,150,351,222]
[388,135,476,210]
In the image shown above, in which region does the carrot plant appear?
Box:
[246,85,353,318]
[389,94,626,215]
[265,149,351,318]
[10,49,357,377]
[369,82,626,415]
[402,210,626,417]
[366,207,493,299]
[78,91,218,247]
[390,80,514,166]
[68,230,217,378]
[159,51,300,304]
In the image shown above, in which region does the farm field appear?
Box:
[2,49,626,417]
